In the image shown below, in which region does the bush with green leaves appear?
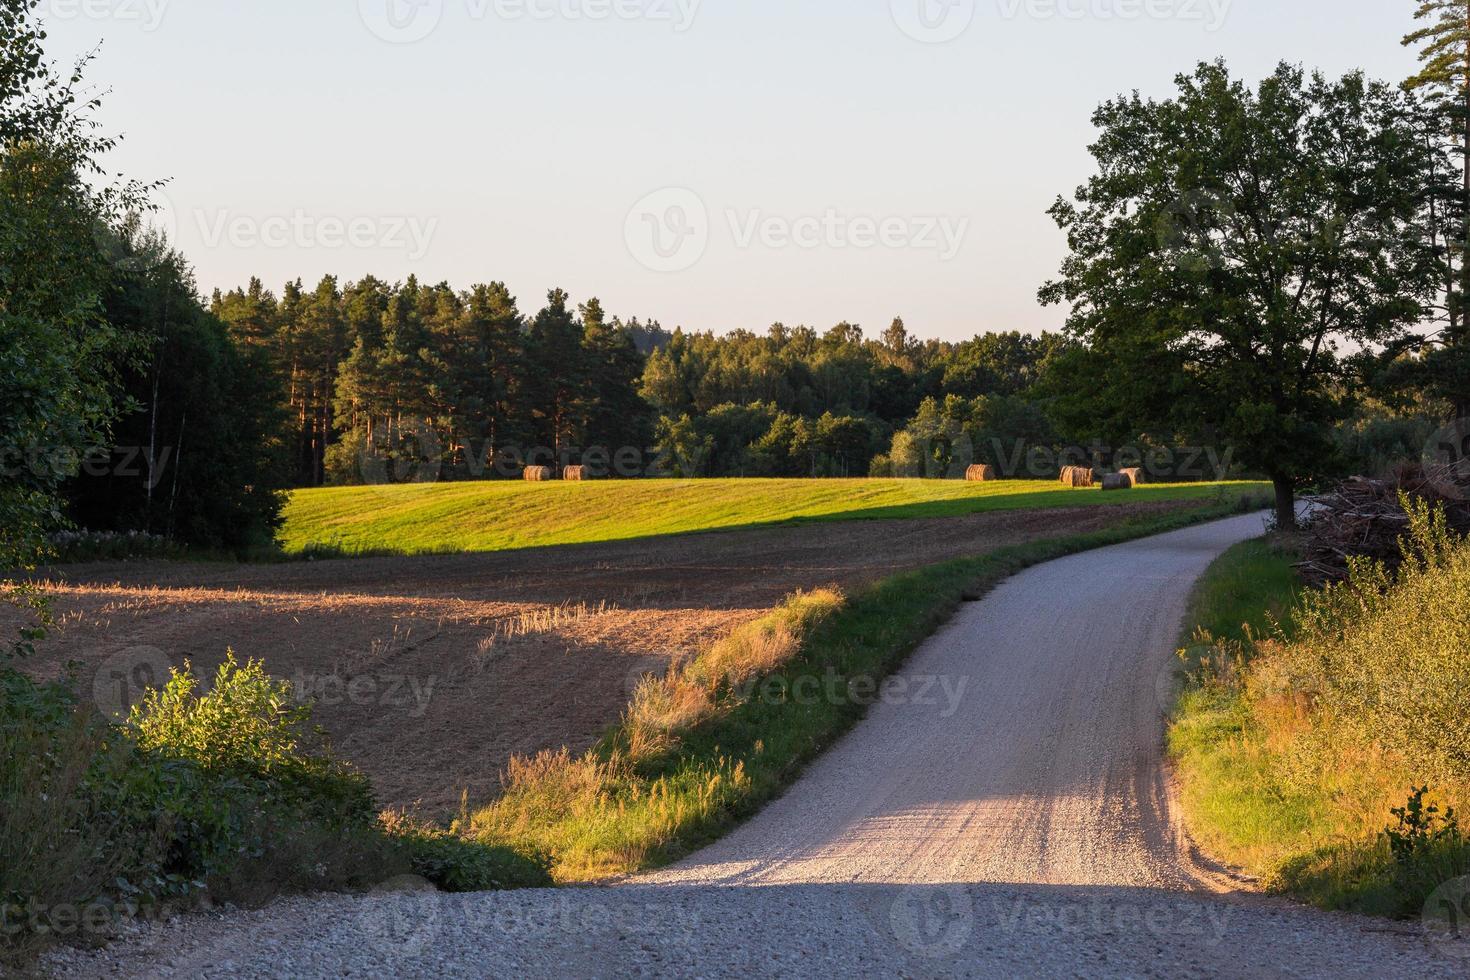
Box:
[128,655,376,828]
[2,653,550,969]
[1272,497,1470,786]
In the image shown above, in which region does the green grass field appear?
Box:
[279,478,1266,556]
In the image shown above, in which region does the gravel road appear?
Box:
[44,515,1468,978]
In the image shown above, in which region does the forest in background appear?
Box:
[67,257,1444,554]
[1,2,1462,555]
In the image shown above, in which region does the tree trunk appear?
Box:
[1273,475,1297,531]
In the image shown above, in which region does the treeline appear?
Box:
[82,254,1446,550]
[63,223,289,552]
[210,278,665,486]
[640,322,1068,477]
[206,284,1079,486]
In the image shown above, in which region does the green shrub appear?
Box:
[1172,501,1470,919]
[3,648,555,969]
[384,815,552,892]
[128,654,376,826]
[1,678,140,967]
[1274,497,1470,786]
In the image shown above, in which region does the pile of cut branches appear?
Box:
[1297,463,1470,586]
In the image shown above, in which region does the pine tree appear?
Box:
[582,300,652,460]
[451,282,525,474]
[525,288,587,467]
[1405,1,1470,416]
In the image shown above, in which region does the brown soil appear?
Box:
[7,502,1196,815]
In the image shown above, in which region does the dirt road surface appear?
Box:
[45,515,1467,978]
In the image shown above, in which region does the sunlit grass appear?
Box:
[280,478,1265,556]
[1169,523,1470,917]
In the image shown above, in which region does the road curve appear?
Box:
[46,515,1466,978]
[641,511,1274,892]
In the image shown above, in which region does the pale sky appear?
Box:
[49,0,1423,342]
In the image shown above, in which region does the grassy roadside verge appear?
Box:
[467,490,1270,882]
[1168,511,1470,919]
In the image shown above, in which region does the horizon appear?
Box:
[54,1,1421,342]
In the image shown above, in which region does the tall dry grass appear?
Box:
[467,589,841,880]
[623,589,842,761]
[1173,496,1470,916]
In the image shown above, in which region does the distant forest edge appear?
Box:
[7,18,1460,554]
[56,258,1446,555]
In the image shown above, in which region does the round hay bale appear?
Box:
[965,464,997,482]
[1101,473,1133,491]
[1060,465,1096,488]
[523,466,554,482]
[1119,467,1145,487]
[563,466,587,482]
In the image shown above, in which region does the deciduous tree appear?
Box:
[1040,62,1442,528]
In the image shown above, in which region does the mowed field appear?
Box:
[12,480,1262,817]
[282,477,1258,555]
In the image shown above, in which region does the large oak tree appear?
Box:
[1040,62,1443,528]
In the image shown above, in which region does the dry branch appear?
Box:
[1297,463,1470,586]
